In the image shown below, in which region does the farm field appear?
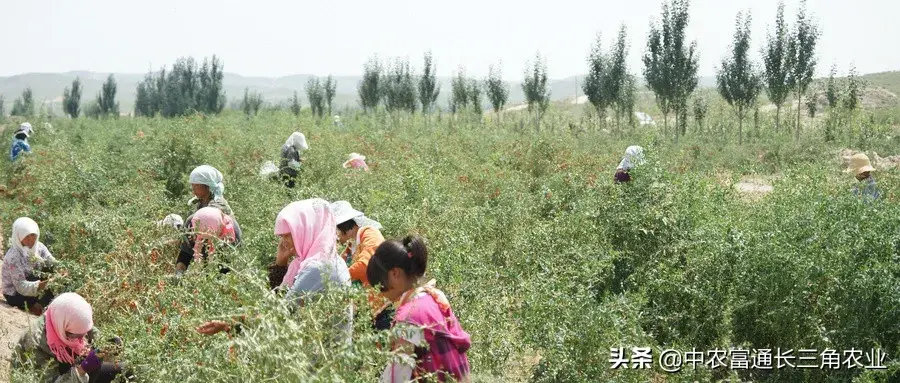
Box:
[0,110,898,382]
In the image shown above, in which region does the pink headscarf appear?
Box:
[191,207,236,260]
[275,199,338,288]
[45,293,93,364]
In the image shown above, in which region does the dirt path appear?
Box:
[0,298,36,382]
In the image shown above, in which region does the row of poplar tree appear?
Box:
[4,0,854,144]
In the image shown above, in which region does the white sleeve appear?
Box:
[380,326,425,383]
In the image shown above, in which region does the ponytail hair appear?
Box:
[367,235,429,290]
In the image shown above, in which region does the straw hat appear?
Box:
[846,153,875,175]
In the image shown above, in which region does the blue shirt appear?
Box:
[852,176,880,201]
[9,138,30,161]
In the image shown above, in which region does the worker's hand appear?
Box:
[275,239,294,267]
[197,320,230,335]
[79,349,102,374]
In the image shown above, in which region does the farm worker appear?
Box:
[178,207,241,274]
[10,123,33,161]
[343,152,369,171]
[281,131,308,188]
[329,201,392,329]
[847,153,880,200]
[333,115,343,127]
[614,145,645,184]
[330,201,384,285]
[13,293,130,383]
[2,217,58,315]
[175,165,242,275]
[156,214,184,230]
[367,236,472,383]
[199,199,353,345]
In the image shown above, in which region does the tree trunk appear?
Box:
[775,105,781,134]
[663,112,669,138]
[795,93,802,140]
[738,111,743,145]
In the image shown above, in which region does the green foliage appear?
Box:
[63,78,83,118]
[240,88,264,117]
[306,77,326,118]
[716,11,762,144]
[450,68,469,114]
[843,65,863,112]
[522,53,550,128]
[762,1,792,133]
[467,79,482,116]
[11,88,35,117]
[583,33,612,127]
[382,58,417,114]
[643,0,699,141]
[324,75,337,116]
[693,95,708,132]
[485,63,509,115]
[96,74,120,118]
[358,56,383,113]
[290,91,302,117]
[134,56,226,117]
[0,94,5,119]
[418,51,440,114]
[786,0,820,139]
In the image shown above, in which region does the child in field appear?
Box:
[10,123,33,161]
[847,153,880,200]
[281,132,308,188]
[329,201,393,329]
[2,217,57,315]
[175,165,242,275]
[367,236,472,383]
[14,293,129,383]
[614,145,645,184]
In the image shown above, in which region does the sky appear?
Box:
[2,0,898,81]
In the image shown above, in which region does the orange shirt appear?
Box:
[346,226,385,286]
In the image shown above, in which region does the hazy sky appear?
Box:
[2,0,897,80]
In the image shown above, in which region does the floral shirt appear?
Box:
[2,243,56,297]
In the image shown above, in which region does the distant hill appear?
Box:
[0,70,893,116]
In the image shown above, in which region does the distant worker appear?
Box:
[614,145,645,184]
[847,153,880,200]
[10,123,33,161]
[333,115,343,128]
[343,153,369,171]
[281,132,308,188]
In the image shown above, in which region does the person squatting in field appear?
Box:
[2,217,58,315]
[14,293,131,383]
[343,152,369,171]
[281,131,308,188]
[614,145,645,184]
[175,165,243,275]
[199,198,353,346]
[367,236,472,383]
[847,153,880,200]
[329,200,393,330]
[10,122,34,161]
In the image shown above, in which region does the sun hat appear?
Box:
[846,153,875,175]
[329,200,382,229]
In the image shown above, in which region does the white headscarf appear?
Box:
[189,165,225,199]
[617,145,645,171]
[285,132,309,153]
[10,217,40,256]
